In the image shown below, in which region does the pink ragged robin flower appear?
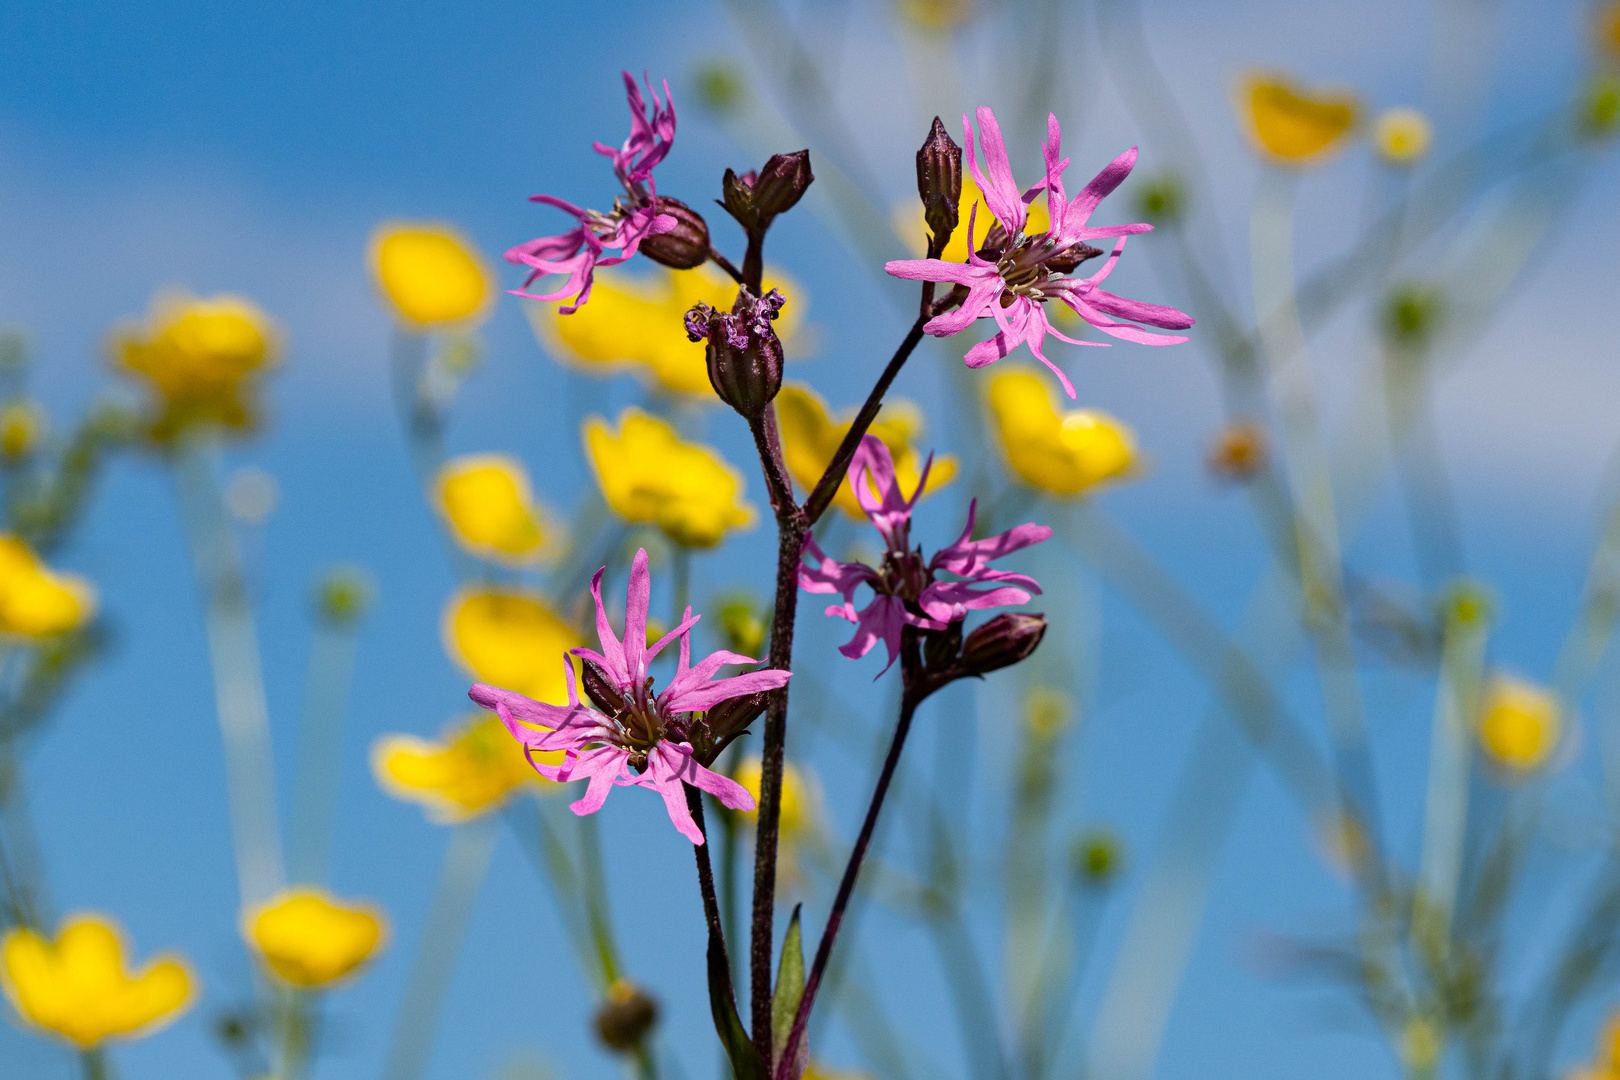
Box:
[886,108,1193,399]
[470,548,790,844]
[799,435,1052,673]
[505,72,680,314]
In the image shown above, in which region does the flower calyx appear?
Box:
[685,287,787,420]
[917,116,963,254]
[907,612,1048,700]
[638,195,712,270]
[719,150,814,234]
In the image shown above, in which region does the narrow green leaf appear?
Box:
[770,904,807,1077]
[707,929,767,1080]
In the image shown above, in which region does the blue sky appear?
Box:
[1,1,1619,1079]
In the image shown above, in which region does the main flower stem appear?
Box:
[776,690,920,1079]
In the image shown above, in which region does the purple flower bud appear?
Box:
[581,659,628,717]
[718,151,813,232]
[916,117,962,251]
[703,689,769,743]
[638,196,712,270]
[685,288,786,420]
[959,613,1047,676]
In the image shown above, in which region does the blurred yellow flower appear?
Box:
[373,712,556,822]
[734,756,817,836]
[774,382,956,517]
[895,0,972,32]
[1478,675,1561,774]
[894,173,1051,259]
[112,292,277,442]
[434,454,553,565]
[0,401,43,459]
[987,371,1136,496]
[803,1062,877,1080]
[0,535,96,638]
[370,224,493,327]
[1,914,193,1050]
[536,264,804,396]
[1240,75,1360,165]
[443,588,580,703]
[243,888,386,989]
[1207,421,1269,481]
[584,409,755,548]
[1598,2,1620,61]
[1374,107,1432,165]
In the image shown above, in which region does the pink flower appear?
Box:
[470,548,790,845]
[504,72,680,314]
[799,436,1051,673]
[885,108,1194,399]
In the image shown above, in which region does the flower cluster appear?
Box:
[472,549,790,844]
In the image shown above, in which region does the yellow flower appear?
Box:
[0,535,96,637]
[1374,107,1433,165]
[584,409,755,548]
[535,264,804,396]
[443,588,580,703]
[1598,1,1620,61]
[803,1062,877,1080]
[1,914,194,1050]
[987,371,1135,496]
[434,454,553,565]
[1206,421,1268,481]
[0,401,43,459]
[373,712,556,822]
[893,173,1051,259]
[1240,75,1360,165]
[112,292,277,442]
[243,888,386,989]
[370,224,493,327]
[733,756,817,836]
[1478,675,1561,774]
[895,0,973,32]
[774,382,956,517]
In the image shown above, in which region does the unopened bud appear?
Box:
[959,612,1046,676]
[922,618,963,671]
[0,401,44,459]
[685,288,786,420]
[1073,830,1123,887]
[704,690,769,742]
[594,979,659,1052]
[1383,283,1443,348]
[581,659,628,717]
[916,117,963,250]
[315,566,374,626]
[718,151,813,232]
[1207,422,1268,482]
[1043,242,1104,274]
[638,196,711,270]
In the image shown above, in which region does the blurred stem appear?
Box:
[172,437,285,905]
[287,619,363,885]
[381,817,497,1080]
[579,812,625,985]
[271,987,316,1080]
[80,1049,111,1080]
[505,799,600,991]
[1250,169,1383,859]
[671,545,691,628]
[1383,343,1466,587]
[0,745,47,931]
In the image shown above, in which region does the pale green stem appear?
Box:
[81,1048,112,1080]
[381,817,498,1080]
[1413,608,1489,954]
[671,544,691,628]
[172,439,284,905]
[287,621,361,885]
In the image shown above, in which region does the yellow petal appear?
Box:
[1478,675,1561,774]
[1,915,194,1049]
[896,173,1053,260]
[535,264,804,397]
[733,756,816,835]
[1373,107,1432,165]
[988,371,1135,496]
[243,889,387,988]
[0,535,96,637]
[443,589,580,702]
[373,713,556,823]
[371,224,492,326]
[434,454,549,564]
[583,408,754,548]
[1240,75,1360,164]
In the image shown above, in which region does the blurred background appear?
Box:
[1,0,1618,1078]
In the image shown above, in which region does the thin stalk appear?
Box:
[709,248,745,285]
[776,693,919,1079]
[381,817,498,1080]
[81,1049,110,1080]
[671,545,692,628]
[172,439,285,905]
[579,812,624,985]
[288,619,362,885]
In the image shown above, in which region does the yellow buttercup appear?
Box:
[1,914,193,1050]
[774,383,956,517]
[894,172,1051,260]
[371,224,493,327]
[1239,74,1360,165]
[443,588,580,703]
[987,371,1136,496]
[243,888,387,989]
[584,409,755,548]
[0,535,96,637]
[434,454,553,565]
[1478,675,1561,775]
[374,713,558,823]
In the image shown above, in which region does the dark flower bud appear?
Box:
[1073,830,1123,887]
[718,152,813,232]
[1044,242,1104,274]
[684,288,786,420]
[594,979,659,1052]
[923,618,963,672]
[581,660,627,717]
[916,117,963,251]
[638,196,712,270]
[959,613,1046,676]
[705,689,769,742]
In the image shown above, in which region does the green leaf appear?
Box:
[707,929,767,1080]
[770,904,807,1079]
